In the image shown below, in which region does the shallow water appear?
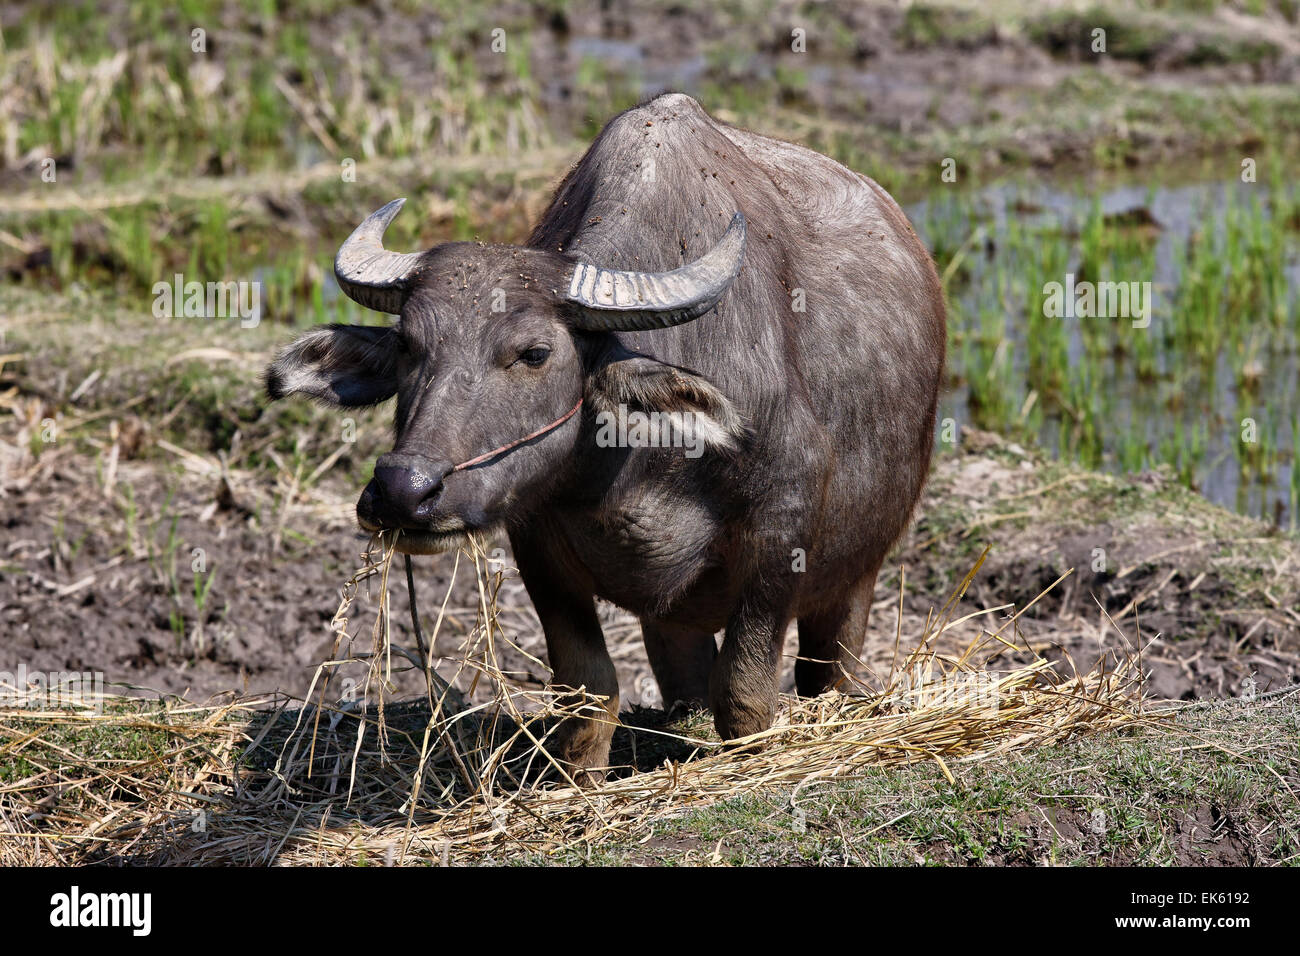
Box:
[909,174,1300,527]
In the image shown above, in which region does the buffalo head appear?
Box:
[265,199,747,553]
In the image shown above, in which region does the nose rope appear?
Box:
[449,397,584,473]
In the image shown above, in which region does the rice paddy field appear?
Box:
[1,0,1298,869]
[923,168,1300,525]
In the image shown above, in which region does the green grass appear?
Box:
[898,3,999,50]
[507,698,1300,866]
[3,0,551,174]
[1025,3,1285,66]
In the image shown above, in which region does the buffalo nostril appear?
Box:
[370,462,447,523]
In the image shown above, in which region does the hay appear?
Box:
[0,543,1149,865]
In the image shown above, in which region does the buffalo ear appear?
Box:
[265,324,399,407]
[588,353,746,454]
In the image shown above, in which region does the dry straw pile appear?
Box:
[0,541,1148,865]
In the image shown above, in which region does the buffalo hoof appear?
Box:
[709,693,775,745]
[553,714,615,788]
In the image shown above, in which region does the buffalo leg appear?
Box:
[513,546,618,784]
[709,589,793,741]
[795,568,879,696]
[641,619,717,711]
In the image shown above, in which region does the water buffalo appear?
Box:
[266,93,946,780]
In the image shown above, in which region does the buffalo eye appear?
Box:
[518,346,551,368]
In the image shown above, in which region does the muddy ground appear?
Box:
[3,411,1296,711]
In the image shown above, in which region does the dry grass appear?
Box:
[0,542,1155,866]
